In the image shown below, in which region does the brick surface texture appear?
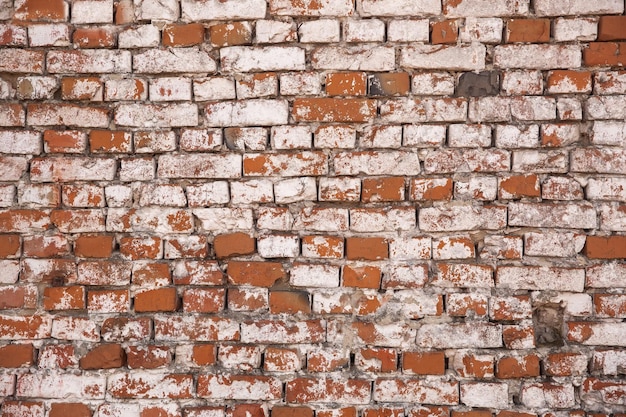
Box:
[0,0,625,415]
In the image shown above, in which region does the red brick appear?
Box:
[126,345,171,369]
[227,261,286,287]
[326,72,367,96]
[272,406,313,417]
[72,28,116,48]
[598,16,626,41]
[214,232,255,258]
[584,42,626,66]
[507,19,550,43]
[134,288,178,312]
[269,291,311,314]
[49,403,91,417]
[163,23,205,47]
[79,344,125,369]
[43,286,85,310]
[0,234,20,258]
[0,344,34,367]
[119,236,162,260]
[292,98,377,122]
[346,237,389,260]
[14,0,67,21]
[362,177,405,202]
[496,355,541,378]
[403,351,445,375]
[210,22,251,47]
[192,344,216,366]
[585,236,626,259]
[74,235,114,258]
[432,20,458,44]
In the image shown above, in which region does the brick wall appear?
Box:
[1,0,626,415]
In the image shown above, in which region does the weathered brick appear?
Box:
[494,45,581,69]
[311,46,395,71]
[158,154,241,179]
[497,266,585,292]
[182,0,266,20]
[401,44,486,71]
[419,205,506,232]
[0,49,45,73]
[373,379,458,404]
[535,0,623,16]
[509,202,597,228]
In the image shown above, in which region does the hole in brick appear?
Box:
[51,275,65,287]
[533,303,565,347]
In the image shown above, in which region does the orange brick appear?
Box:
[496,355,541,378]
[507,19,550,43]
[14,0,67,21]
[0,234,20,258]
[43,286,85,310]
[357,348,397,372]
[432,20,458,44]
[362,177,405,202]
[213,233,255,258]
[79,344,125,369]
[342,265,381,289]
[403,351,445,375]
[126,345,171,369]
[74,235,114,258]
[49,403,91,417]
[598,16,626,41]
[346,237,389,260]
[585,236,626,259]
[326,72,367,96]
[61,77,102,100]
[134,288,178,312]
[269,291,311,314]
[119,237,162,260]
[227,261,285,287]
[368,73,410,96]
[192,344,216,366]
[43,130,87,153]
[292,98,376,122]
[89,130,131,153]
[163,23,205,47]
[499,174,540,199]
[72,28,116,48]
[210,22,251,47]
[0,344,34,367]
[584,42,626,66]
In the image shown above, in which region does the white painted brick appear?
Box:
[206,99,288,127]
[417,323,502,348]
[373,379,457,404]
[221,47,305,72]
[291,264,340,287]
[360,125,401,148]
[557,97,583,120]
[0,131,41,154]
[194,77,236,101]
[47,51,128,75]
[180,128,222,151]
[133,48,216,73]
[524,231,585,257]
[158,154,241,179]
[299,20,340,43]
[230,180,274,204]
[224,127,267,151]
[587,263,626,288]
[116,103,198,127]
[236,74,278,99]
[105,185,133,207]
[469,97,511,122]
[358,0,441,16]
[387,19,429,42]
[186,182,230,206]
[149,77,192,102]
[535,0,623,16]
[497,266,585,292]
[501,70,543,95]
[138,184,186,207]
[595,71,626,94]
[72,0,113,23]
[28,23,70,46]
[271,125,311,149]
[411,72,455,95]
[592,121,626,146]
[182,0,266,20]
[520,383,576,409]
[334,151,420,176]
[600,203,626,231]
[401,44,486,71]
[512,150,568,173]
[257,207,295,231]
[256,20,297,44]
[280,72,321,95]
[134,131,176,153]
[311,46,395,71]
[443,0,529,17]
[136,0,179,20]
[270,0,352,16]
[460,17,503,43]
[119,158,154,181]
[587,96,626,120]
[344,19,385,43]
[389,237,431,260]
[350,207,416,232]
[494,45,582,69]
[587,177,626,201]
[257,235,299,258]
[194,208,254,231]
[448,124,491,147]
[509,202,597,229]
[553,18,597,42]
[16,373,106,399]
[403,125,446,147]
[495,124,539,148]
[105,79,148,101]
[434,235,475,260]
[510,96,556,121]
[294,207,349,232]
[318,177,361,202]
[419,205,507,232]
[315,125,356,148]
[0,24,26,46]
[118,24,160,48]
[275,177,317,204]
[462,382,509,409]
[381,98,467,123]
[454,176,498,201]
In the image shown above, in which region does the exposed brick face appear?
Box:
[0,0,624,414]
